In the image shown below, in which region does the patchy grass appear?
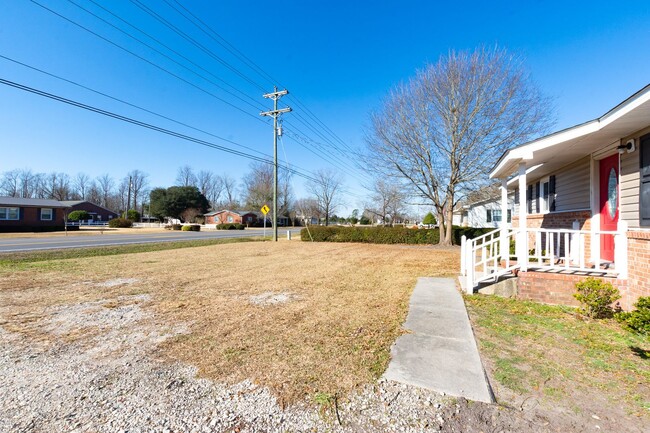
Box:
[0,241,458,405]
[465,295,650,417]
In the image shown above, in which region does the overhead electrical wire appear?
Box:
[0,77,323,184]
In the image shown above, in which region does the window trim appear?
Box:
[539,177,551,214]
[40,208,53,221]
[0,207,20,221]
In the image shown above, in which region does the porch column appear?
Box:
[518,162,528,271]
[500,178,508,260]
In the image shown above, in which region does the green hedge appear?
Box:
[217,223,245,230]
[300,226,494,245]
[108,218,133,228]
[181,224,201,231]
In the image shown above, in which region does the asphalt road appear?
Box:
[0,228,302,253]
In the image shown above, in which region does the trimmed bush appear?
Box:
[108,218,133,228]
[615,297,650,335]
[67,210,90,221]
[172,224,182,230]
[181,224,201,231]
[301,225,494,245]
[573,277,621,319]
[216,223,245,230]
[300,226,440,244]
[452,226,495,245]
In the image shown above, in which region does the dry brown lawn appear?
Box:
[0,241,459,404]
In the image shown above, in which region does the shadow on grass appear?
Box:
[629,346,649,359]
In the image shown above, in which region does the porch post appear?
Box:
[615,220,628,279]
[518,162,528,271]
[500,178,508,260]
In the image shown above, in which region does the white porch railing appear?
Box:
[461,228,519,293]
[461,222,629,294]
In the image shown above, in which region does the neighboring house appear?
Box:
[455,186,515,229]
[59,200,118,222]
[204,210,261,226]
[0,197,69,232]
[461,84,650,311]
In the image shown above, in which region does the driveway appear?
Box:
[0,228,302,252]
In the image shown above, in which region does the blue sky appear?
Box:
[1,0,649,215]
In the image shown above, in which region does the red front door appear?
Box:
[599,154,619,262]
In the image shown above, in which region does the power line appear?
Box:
[0,77,322,184]
[0,54,270,159]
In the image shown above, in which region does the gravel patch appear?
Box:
[0,295,550,432]
[96,278,140,288]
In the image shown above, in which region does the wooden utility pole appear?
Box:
[260,87,291,241]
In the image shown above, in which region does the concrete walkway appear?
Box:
[383,277,494,403]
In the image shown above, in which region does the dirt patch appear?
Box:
[249,291,299,306]
[96,278,140,287]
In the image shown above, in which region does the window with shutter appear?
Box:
[641,134,650,226]
[486,209,492,223]
[535,182,540,213]
[527,185,533,213]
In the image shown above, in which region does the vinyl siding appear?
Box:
[555,156,590,212]
[620,148,640,228]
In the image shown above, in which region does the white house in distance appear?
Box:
[461,84,650,311]
[455,185,515,229]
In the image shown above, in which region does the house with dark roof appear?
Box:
[59,200,118,222]
[0,197,70,232]
[204,210,262,226]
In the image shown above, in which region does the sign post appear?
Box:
[261,205,270,239]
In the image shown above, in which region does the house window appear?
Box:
[492,209,502,222]
[40,208,53,221]
[227,215,234,223]
[0,207,19,220]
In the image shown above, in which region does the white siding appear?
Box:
[555,156,591,212]
[467,197,514,228]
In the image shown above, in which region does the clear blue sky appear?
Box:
[1,0,649,215]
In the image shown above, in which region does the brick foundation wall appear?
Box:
[625,230,650,309]
[517,271,629,309]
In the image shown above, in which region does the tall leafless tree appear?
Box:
[126,169,148,211]
[0,170,20,197]
[365,46,554,245]
[221,174,239,209]
[365,179,407,225]
[176,165,197,187]
[44,172,71,200]
[307,169,343,226]
[242,163,292,215]
[73,172,91,200]
[97,174,114,208]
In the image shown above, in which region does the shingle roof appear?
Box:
[0,197,70,208]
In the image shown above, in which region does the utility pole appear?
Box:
[125,175,132,219]
[260,87,291,241]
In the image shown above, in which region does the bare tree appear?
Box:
[73,172,91,200]
[86,181,102,205]
[97,174,114,208]
[1,170,20,197]
[44,172,71,200]
[242,163,292,215]
[176,165,197,187]
[365,179,407,225]
[196,170,224,209]
[221,174,239,209]
[126,169,148,211]
[294,197,321,224]
[307,169,343,226]
[365,46,553,245]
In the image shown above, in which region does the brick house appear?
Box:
[59,200,118,222]
[461,84,650,310]
[204,210,262,226]
[0,197,70,232]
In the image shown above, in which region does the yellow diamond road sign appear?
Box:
[261,205,270,215]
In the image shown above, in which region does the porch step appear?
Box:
[477,275,517,298]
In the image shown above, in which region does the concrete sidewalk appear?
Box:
[383,277,494,403]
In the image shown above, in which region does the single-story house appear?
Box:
[0,197,70,232]
[204,210,261,226]
[59,200,118,222]
[460,84,650,310]
[455,186,515,229]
